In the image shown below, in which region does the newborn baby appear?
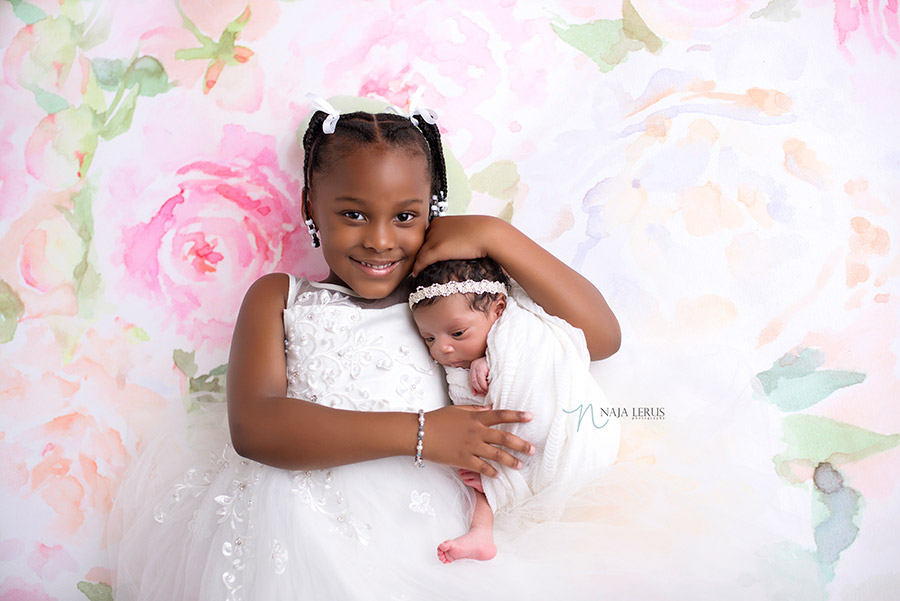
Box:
[410,258,620,564]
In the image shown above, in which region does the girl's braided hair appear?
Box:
[301,110,448,219]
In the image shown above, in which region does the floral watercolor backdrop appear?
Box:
[2,0,899,598]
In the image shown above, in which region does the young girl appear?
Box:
[110,96,621,600]
[410,258,621,564]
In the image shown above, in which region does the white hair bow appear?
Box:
[386,86,438,126]
[305,93,341,134]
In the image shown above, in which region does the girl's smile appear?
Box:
[307,145,431,299]
[353,258,400,274]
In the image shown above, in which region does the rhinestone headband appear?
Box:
[408,279,508,309]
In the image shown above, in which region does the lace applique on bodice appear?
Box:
[283,279,445,413]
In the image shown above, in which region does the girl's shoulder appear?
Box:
[252,272,293,295]
[239,273,293,314]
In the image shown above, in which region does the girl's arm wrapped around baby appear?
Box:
[225,273,536,475]
[412,215,620,361]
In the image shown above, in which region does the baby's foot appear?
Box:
[437,529,497,564]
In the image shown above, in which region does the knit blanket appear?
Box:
[445,285,620,514]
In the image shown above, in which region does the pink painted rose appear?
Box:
[179,0,281,42]
[0,187,87,329]
[0,577,56,601]
[310,0,562,165]
[117,124,327,349]
[0,86,38,223]
[833,0,900,60]
[4,13,100,189]
[24,104,98,189]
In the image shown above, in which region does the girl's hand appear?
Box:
[412,215,496,276]
[424,405,534,478]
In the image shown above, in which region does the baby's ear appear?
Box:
[492,297,507,320]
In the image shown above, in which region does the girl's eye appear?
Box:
[396,212,416,223]
[342,211,364,221]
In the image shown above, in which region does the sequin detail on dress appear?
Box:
[269,540,288,575]
[153,447,229,525]
[291,469,372,544]
[408,491,436,517]
[217,453,260,601]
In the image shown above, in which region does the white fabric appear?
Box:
[108,277,614,600]
[445,283,620,519]
[109,277,798,600]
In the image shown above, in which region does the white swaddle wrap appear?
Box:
[445,284,620,517]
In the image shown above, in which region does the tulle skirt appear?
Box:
[107,402,585,600]
[109,353,804,601]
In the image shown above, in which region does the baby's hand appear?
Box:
[457,469,484,493]
[469,357,490,396]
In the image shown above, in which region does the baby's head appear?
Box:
[410,258,509,368]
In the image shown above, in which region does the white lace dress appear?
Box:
[109,278,584,600]
[110,277,790,600]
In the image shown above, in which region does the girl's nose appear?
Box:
[363,221,394,251]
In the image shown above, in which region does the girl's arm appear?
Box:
[412,215,621,360]
[226,273,535,474]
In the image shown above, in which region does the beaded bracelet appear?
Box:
[414,409,425,468]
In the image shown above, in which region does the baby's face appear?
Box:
[413,294,504,368]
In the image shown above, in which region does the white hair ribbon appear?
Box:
[386,86,438,126]
[305,93,341,134]
[407,86,439,125]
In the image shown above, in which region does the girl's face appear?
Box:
[412,294,505,368]
[308,145,431,299]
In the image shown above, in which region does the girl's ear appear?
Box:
[302,190,315,224]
